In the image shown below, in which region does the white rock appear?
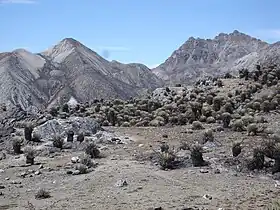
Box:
[71,157,80,163]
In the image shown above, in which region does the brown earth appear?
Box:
[0,121,280,210]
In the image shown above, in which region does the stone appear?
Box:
[11,180,21,184]
[72,170,80,175]
[199,169,209,173]
[71,157,80,163]
[0,185,5,189]
[115,179,128,187]
[20,172,27,178]
[203,194,212,200]
[35,171,41,175]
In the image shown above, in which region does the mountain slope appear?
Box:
[153,30,269,84]
[0,38,163,110]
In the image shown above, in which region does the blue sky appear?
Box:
[0,0,280,68]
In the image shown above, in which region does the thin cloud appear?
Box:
[0,0,37,4]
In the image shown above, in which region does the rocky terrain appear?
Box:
[3,30,280,113]
[1,59,280,209]
[152,30,280,85]
[0,38,163,111]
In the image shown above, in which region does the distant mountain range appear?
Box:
[1,30,280,111]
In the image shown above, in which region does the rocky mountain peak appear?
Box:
[153,30,270,84]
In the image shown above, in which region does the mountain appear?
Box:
[152,30,269,84]
[0,38,163,111]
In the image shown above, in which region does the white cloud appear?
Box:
[0,0,37,4]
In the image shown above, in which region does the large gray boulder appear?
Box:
[33,117,101,141]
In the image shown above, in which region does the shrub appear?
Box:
[158,151,176,169]
[247,123,258,136]
[49,107,58,117]
[24,124,33,141]
[25,147,36,165]
[232,142,242,157]
[160,142,169,153]
[67,130,74,142]
[35,189,51,199]
[32,133,41,142]
[61,103,69,113]
[203,129,214,143]
[85,142,100,158]
[232,119,245,132]
[77,132,84,143]
[190,144,206,167]
[266,201,280,210]
[75,164,88,174]
[80,154,95,168]
[12,137,22,154]
[222,112,232,128]
[247,147,265,170]
[53,135,64,149]
[191,121,204,130]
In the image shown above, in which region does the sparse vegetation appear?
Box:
[12,137,22,154]
[75,164,88,174]
[24,147,36,165]
[53,135,64,149]
[190,144,206,167]
[80,154,96,168]
[24,123,33,141]
[35,189,51,199]
[77,132,85,143]
[232,142,242,157]
[85,142,100,158]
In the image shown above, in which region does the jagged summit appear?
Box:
[153,30,270,84]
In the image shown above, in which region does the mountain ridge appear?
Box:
[1,30,280,111]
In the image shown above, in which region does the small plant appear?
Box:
[77,132,84,143]
[203,129,214,143]
[247,123,258,136]
[32,132,41,142]
[12,137,22,154]
[158,151,176,169]
[75,164,88,174]
[247,147,265,170]
[53,135,64,149]
[190,144,206,167]
[24,123,33,141]
[25,147,36,165]
[160,142,169,153]
[179,140,190,150]
[191,121,204,130]
[232,141,242,157]
[80,154,95,168]
[35,188,51,199]
[85,142,100,158]
[266,200,280,210]
[61,103,69,113]
[222,112,232,128]
[67,130,74,142]
[49,107,58,117]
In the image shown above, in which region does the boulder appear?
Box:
[33,117,101,141]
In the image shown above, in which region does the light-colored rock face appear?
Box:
[152,30,270,84]
[0,38,163,111]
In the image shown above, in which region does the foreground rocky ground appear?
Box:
[0,123,280,210]
[1,63,280,209]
